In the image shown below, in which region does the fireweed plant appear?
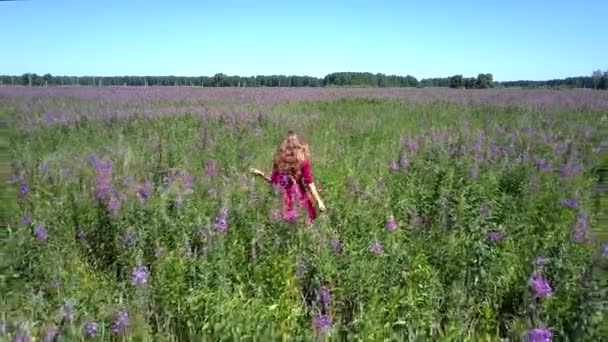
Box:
[2,87,607,341]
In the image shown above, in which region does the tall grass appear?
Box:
[2,90,606,341]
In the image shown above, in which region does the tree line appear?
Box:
[0,70,606,89]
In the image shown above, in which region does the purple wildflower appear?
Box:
[76,230,86,241]
[561,199,578,209]
[389,161,398,172]
[601,243,608,257]
[534,256,549,267]
[42,328,59,342]
[489,141,501,156]
[319,285,331,309]
[369,242,383,254]
[560,163,570,178]
[408,139,419,153]
[182,173,194,193]
[385,218,398,232]
[527,328,552,342]
[35,224,47,241]
[399,156,409,170]
[537,158,552,172]
[14,336,30,342]
[108,196,121,215]
[131,266,148,286]
[19,183,28,199]
[314,314,331,331]
[83,321,98,337]
[22,215,32,225]
[330,238,342,253]
[487,231,504,242]
[112,309,129,334]
[215,206,229,232]
[529,273,553,298]
[137,180,152,201]
[205,160,217,178]
[94,175,114,200]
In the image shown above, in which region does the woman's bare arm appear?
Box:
[250,168,272,184]
[308,182,326,212]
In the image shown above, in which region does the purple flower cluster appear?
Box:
[319,285,331,310]
[215,206,229,233]
[385,218,398,232]
[131,265,148,286]
[537,158,552,172]
[313,314,331,331]
[22,215,32,225]
[76,230,87,241]
[112,309,129,334]
[19,183,29,199]
[163,169,194,195]
[205,160,217,178]
[92,158,114,200]
[83,321,98,337]
[42,328,59,342]
[560,199,578,209]
[369,242,383,254]
[136,180,152,202]
[399,156,409,170]
[529,272,553,298]
[108,196,121,216]
[528,328,552,342]
[35,224,48,241]
[487,231,504,242]
[330,238,342,253]
[534,255,549,267]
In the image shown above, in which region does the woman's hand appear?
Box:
[250,167,264,176]
[318,201,326,212]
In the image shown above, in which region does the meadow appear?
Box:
[2,86,607,341]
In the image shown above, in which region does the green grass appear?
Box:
[2,94,606,341]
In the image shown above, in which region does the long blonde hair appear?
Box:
[272,131,310,180]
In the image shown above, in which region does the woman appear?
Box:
[251,131,326,224]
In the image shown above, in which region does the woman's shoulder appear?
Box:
[300,159,311,168]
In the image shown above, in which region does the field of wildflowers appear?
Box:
[2,87,607,341]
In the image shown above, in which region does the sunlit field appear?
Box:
[2,86,607,341]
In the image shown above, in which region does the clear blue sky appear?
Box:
[1,0,606,81]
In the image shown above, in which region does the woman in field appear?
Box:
[251,131,326,224]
